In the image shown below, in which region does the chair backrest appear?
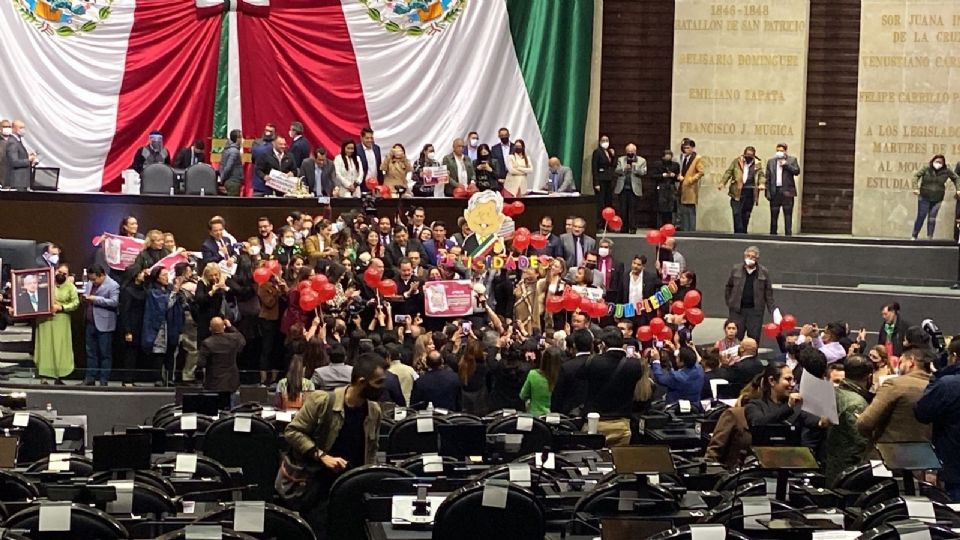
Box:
[184,164,218,195]
[201,415,280,501]
[327,465,415,540]
[572,476,679,518]
[0,526,30,540]
[27,454,94,476]
[140,164,176,194]
[859,522,960,540]
[89,470,177,498]
[152,403,181,426]
[193,502,316,540]
[3,503,130,540]
[857,498,960,530]
[399,454,460,477]
[711,468,765,492]
[0,412,56,465]
[470,464,561,496]
[0,469,40,501]
[153,528,257,540]
[445,413,484,425]
[111,482,180,518]
[700,498,804,530]
[486,416,553,457]
[387,416,451,456]
[831,462,883,491]
[432,481,545,540]
[155,454,231,488]
[649,525,751,540]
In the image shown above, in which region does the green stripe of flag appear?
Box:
[212,12,230,148]
[506,0,594,188]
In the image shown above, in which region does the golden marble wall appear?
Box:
[853,0,960,239]
[670,0,810,233]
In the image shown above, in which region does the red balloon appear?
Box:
[562,291,582,312]
[515,227,530,237]
[670,300,685,316]
[529,233,549,250]
[266,259,281,275]
[636,325,653,342]
[364,177,380,192]
[453,186,469,199]
[763,322,781,338]
[579,296,593,314]
[683,290,701,309]
[502,204,515,217]
[601,207,617,221]
[363,267,383,288]
[317,282,337,302]
[608,216,623,232]
[645,230,664,246]
[780,314,797,332]
[649,317,665,334]
[546,296,565,313]
[309,274,329,293]
[513,232,530,252]
[378,278,398,297]
[593,301,609,319]
[685,307,705,325]
[658,326,674,342]
[299,289,319,311]
[253,267,271,285]
[660,224,676,238]
[511,201,525,216]
[298,280,312,291]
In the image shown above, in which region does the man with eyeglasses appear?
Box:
[534,216,563,258]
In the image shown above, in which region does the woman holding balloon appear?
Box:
[537,258,567,334]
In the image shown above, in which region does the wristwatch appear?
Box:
[314,448,325,460]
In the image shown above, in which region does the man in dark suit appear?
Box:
[358,127,383,191]
[559,217,596,270]
[200,216,235,266]
[595,238,624,302]
[172,139,207,169]
[391,258,423,316]
[299,146,336,196]
[724,246,776,341]
[551,329,593,415]
[423,221,455,266]
[15,273,49,315]
[576,329,641,447]
[535,216,564,259]
[406,207,428,239]
[35,243,61,268]
[489,127,512,181]
[384,226,428,272]
[0,119,11,188]
[728,337,764,389]
[410,351,460,410]
[442,138,474,195]
[255,137,297,196]
[288,121,311,170]
[619,255,660,322]
[197,317,245,403]
[765,142,801,236]
[5,120,36,191]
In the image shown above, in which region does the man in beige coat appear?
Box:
[856,347,932,448]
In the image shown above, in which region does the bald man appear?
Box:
[615,144,647,233]
[442,137,474,196]
[538,156,575,193]
[197,316,245,400]
[5,120,36,191]
[729,337,764,388]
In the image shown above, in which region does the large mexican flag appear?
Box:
[0,0,594,193]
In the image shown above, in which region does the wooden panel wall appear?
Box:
[599,0,675,229]
[800,0,861,234]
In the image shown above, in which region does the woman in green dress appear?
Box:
[35,263,79,384]
[520,346,563,416]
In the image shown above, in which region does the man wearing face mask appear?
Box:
[0,119,12,188]
[651,149,681,227]
[595,239,623,302]
[614,144,647,234]
[131,130,170,175]
[765,143,801,236]
[592,135,616,226]
[720,146,765,234]
[173,139,208,169]
[489,127,512,181]
[724,246,776,341]
[284,353,384,530]
[857,347,932,450]
[677,138,705,232]
[915,338,960,500]
[465,131,480,161]
[912,154,959,240]
[538,156,576,194]
[566,251,605,290]
[251,123,277,195]
[35,243,62,268]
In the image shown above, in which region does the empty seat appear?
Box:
[140,164,176,195]
[432,481,545,540]
[3,503,129,539]
[201,415,279,501]
[387,416,450,456]
[183,163,218,195]
[0,412,56,465]
[327,465,414,540]
[192,502,316,540]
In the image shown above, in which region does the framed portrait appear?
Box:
[11,267,54,319]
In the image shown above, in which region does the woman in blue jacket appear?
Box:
[141,266,186,386]
[650,346,704,404]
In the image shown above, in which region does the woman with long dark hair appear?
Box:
[458,338,489,415]
[274,354,315,409]
[118,215,144,239]
[412,143,441,197]
[487,346,530,412]
[744,364,824,432]
[382,143,411,195]
[592,134,617,226]
[333,139,361,197]
[504,138,532,197]
[141,266,186,385]
[520,346,562,415]
[474,143,500,192]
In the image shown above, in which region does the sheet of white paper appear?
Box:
[12,412,29,427]
[185,524,224,539]
[893,519,934,540]
[904,497,935,522]
[394,409,407,421]
[679,400,691,413]
[647,474,660,485]
[39,502,71,531]
[545,413,561,425]
[182,501,196,514]
[710,378,729,399]
[234,501,266,533]
[481,480,508,509]
[416,417,434,433]
[798,368,839,425]
[106,480,135,514]
[275,411,294,423]
[508,463,531,486]
[690,524,728,540]
[47,452,71,472]
[422,454,444,473]
[180,413,198,431]
[773,308,783,325]
[176,453,198,474]
[504,433,523,447]
[741,496,770,530]
[701,399,713,412]
[870,459,893,478]
[811,532,861,540]
[516,416,533,432]
[234,416,252,433]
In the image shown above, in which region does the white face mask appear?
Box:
[598,247,610,258]
[248,246,261,256]
[283,237,295,247]
[426,152,435,161]
[1,127,11,136]
[331,221,344,235]
[600,141,609,150]
[46,254,60,265]
[775,151,786,159]
[469,138,479,147]
[933,162,944,170]
[744,258,757,267]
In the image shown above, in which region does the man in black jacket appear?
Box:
[255,136,297,196]
[410,351,460,411]
[197,317,245,405]
[620,255,660,323]
[384,227,428,272]
[724,246,775,340]
[551,329,593,416]
[577,328,641,446]
[728,337,763,389]
[173,139,207,169]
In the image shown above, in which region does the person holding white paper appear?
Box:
[823,356,873,478]
[744,364,829,435]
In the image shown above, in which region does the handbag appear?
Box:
[274,391,334,509]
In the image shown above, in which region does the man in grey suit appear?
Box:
[442,138,474,196]
[82,265,120,386]
[764,142,801,236]
[0,119,11,188]
[559,217,597,270]
[300,146,336,196]
[537,157,576,193]
[615,144,647,234]
[5,120,36,191]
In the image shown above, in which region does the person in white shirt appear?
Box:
[359,127,382,191]
[442,138,474,196]
[764,142,801,236]
[465,131,480,162]
[256,217,278,256]
[333,139,361,197]
[504,139,533,197]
